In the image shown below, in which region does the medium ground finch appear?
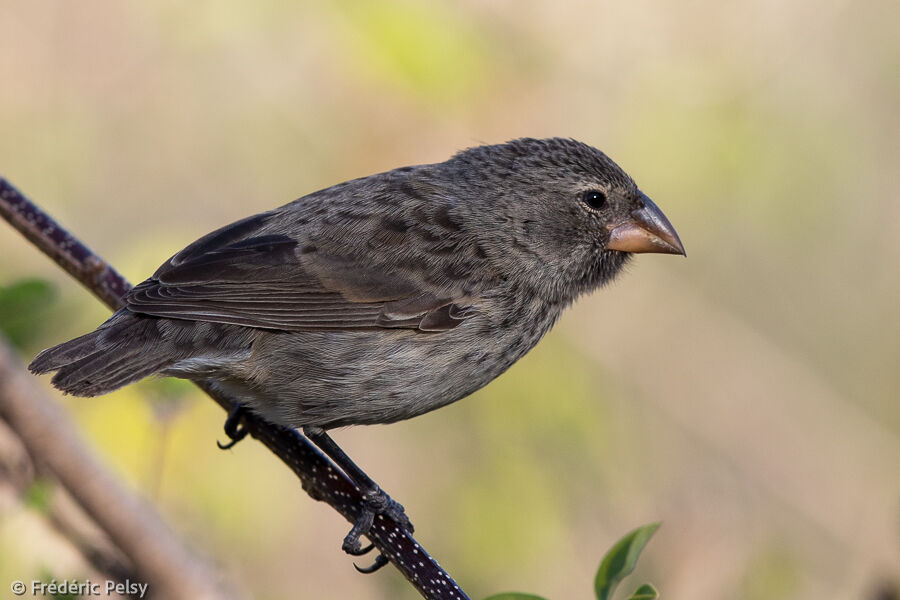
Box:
[30,137,684,561]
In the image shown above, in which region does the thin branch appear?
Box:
[0,175,471,600]
[0,416,136,591]
[0,340,238,600]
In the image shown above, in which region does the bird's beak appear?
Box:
[607,192,686,256]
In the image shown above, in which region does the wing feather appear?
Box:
[125,210,475,332]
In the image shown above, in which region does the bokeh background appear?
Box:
[1,1,898,598]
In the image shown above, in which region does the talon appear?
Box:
[354,553,389,574]
[217,404,249,450]
[345,541,375,557]
[342,507,375,555]
[217,436,242,450]
[340,486,413,563]
[300,426,414,564]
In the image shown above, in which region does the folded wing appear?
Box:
[125,212,473,332]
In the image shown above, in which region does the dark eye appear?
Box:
[582,190,607,210]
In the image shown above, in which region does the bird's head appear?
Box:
[449,137,685,302]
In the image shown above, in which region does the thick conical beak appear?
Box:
[607,192,685,256]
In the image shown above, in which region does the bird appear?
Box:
[29,137,684,565]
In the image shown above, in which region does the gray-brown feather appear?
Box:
[30,138,635,428]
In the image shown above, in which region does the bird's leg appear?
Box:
[217,404,249,450]
[302,426,413,573]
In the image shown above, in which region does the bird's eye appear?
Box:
[582,190,607,210]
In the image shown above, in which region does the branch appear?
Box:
[0,413,136,593]
[0,176,470,600]
[0,339,238,599]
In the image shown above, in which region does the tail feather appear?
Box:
[29,328,107,374]
[28,311,181,397]
[48,348,169,397]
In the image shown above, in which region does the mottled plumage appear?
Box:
[30,138,684,429]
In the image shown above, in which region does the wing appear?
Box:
[125,210,476,333]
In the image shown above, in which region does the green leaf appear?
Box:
[483,594,548,600]
[627,583,659,600]
[594,523,660,600]
[0,278,56,349]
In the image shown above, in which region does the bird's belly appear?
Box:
[227,315,552,428]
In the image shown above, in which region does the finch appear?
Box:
[30,137,684,429]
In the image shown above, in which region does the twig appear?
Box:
[0,175,471,600]
[0,416,135,593]
[0,340,238,599]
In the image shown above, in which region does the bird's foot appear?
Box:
[342,486,413,553]
[217,404,249,450]
[301,425,414,574]
[342,486,413,573]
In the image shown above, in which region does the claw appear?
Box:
[300,426,414,572]
[217,404,249,450]
[345,542,375,557]
[216,435,245,450]
[342,505,375,555]
[341,488,413,559]
[354,553,389,574]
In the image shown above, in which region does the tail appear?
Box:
[29,311,180,396]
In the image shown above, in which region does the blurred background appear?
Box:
[1,1,898,598]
